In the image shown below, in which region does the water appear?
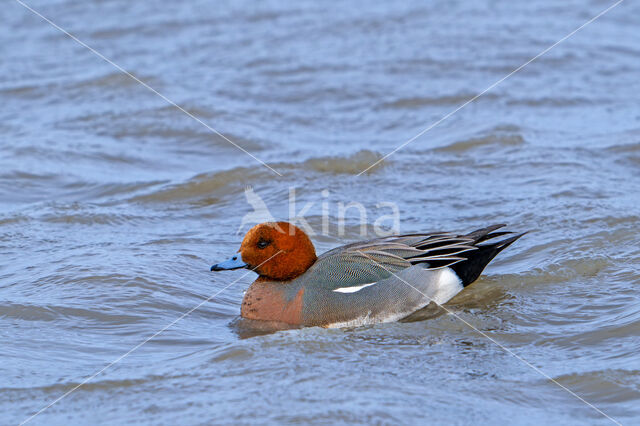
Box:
[2,0,640,424]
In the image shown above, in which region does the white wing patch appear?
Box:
[332,282,377,293]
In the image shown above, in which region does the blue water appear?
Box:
[2,0,640,424]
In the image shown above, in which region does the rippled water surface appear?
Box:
[2,0,640,424]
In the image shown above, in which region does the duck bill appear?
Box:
[210,255,248,271]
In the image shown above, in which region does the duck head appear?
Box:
[210,222,317,281]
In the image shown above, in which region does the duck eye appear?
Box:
[257,240,270,249]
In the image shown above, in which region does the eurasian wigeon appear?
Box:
[211,222,524,328]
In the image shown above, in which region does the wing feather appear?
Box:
[299,224,520,292]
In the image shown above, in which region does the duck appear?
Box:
[210,222,524,328]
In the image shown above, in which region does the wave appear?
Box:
[506,96,593,107]
[302,149,384,174]
[131,149,385,203]
[129,166,268,203]
[380,93,499,109]
[435,125,525,152]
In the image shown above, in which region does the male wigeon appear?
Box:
[211,222,524,328]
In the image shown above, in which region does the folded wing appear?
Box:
[305,224,519,291]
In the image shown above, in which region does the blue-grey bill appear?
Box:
[210,255,248,271]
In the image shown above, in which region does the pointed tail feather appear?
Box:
[450,232,526,287]
[465,224,506,241]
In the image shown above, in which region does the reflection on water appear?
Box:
[2,0,640,424]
